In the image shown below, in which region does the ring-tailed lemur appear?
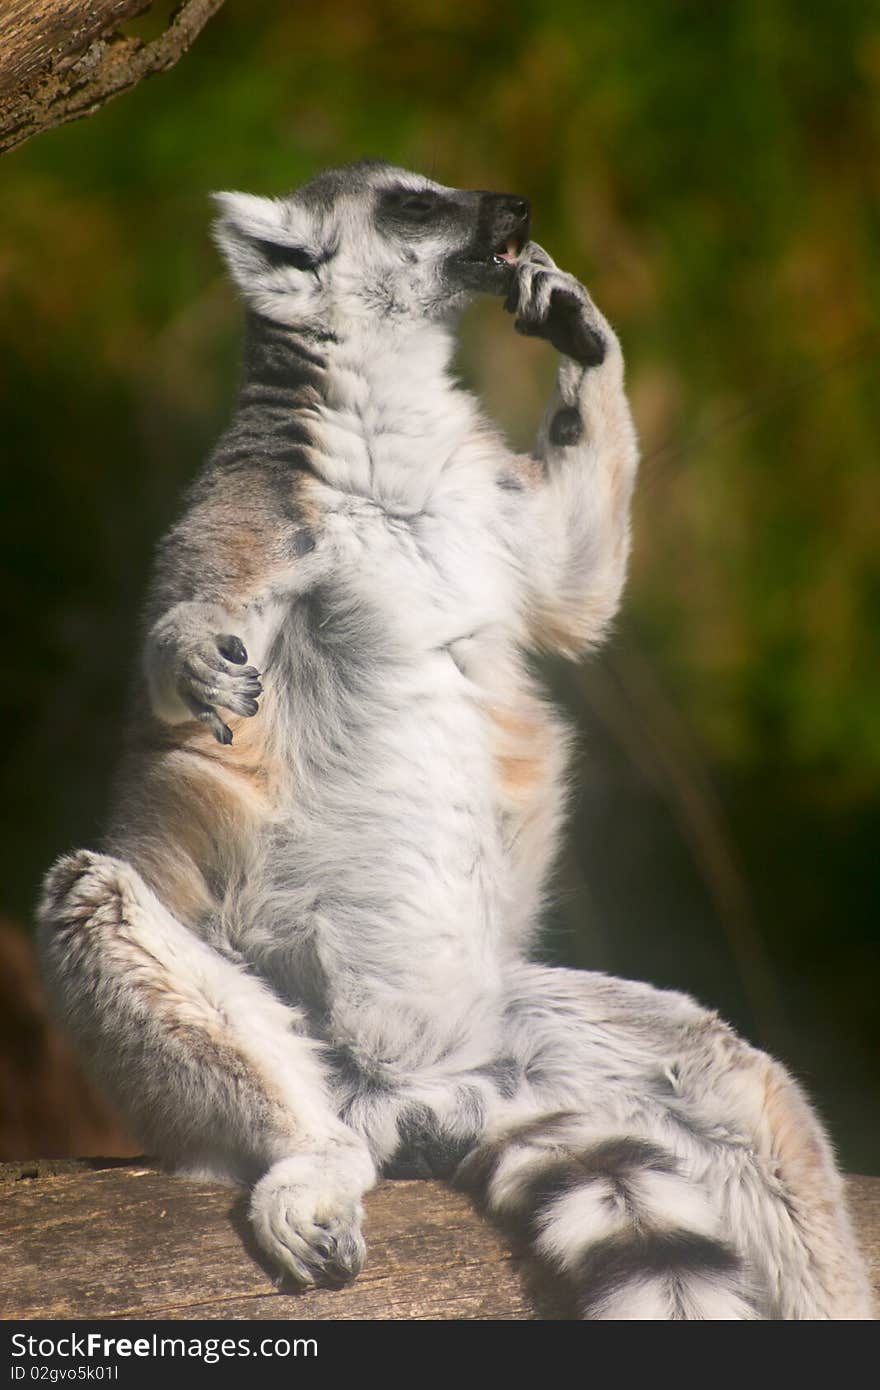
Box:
[38,161,871,1319]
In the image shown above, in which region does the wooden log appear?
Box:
[1,1160,877,1320]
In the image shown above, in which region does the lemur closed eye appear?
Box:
[38,160,871,1319]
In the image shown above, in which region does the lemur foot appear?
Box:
[250,1154,369,1288]
[176,632,262,745]
[506,242,607,366]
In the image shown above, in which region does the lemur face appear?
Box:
[212,160,531,328]
[374,177,531,301]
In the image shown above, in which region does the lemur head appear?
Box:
[212,160,530,331]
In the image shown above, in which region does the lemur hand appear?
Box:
[178,632,262,745]
[145,604,262,745]
[505,242,607,367]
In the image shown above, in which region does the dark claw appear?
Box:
[217,634,248,664]
[183,691,234,745]
[322,1260,356,1288]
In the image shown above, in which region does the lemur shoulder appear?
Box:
[39,161,871,1319]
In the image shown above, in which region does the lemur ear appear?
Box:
[210,191,320,284]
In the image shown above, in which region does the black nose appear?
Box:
[475,190,532,256]
[482,192,531,243]
[504,196,530,222]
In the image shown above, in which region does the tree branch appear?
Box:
[0,0,226,156]
[1,1161,878,1318]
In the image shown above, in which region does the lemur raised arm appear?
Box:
[38,161,870,1318]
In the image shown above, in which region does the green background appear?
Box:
[2,0,878,1167]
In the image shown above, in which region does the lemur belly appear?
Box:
[227,506,522,1044]
[239,665,507,1051]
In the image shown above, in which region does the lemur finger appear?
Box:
[265,1212,364,1290]
[522,266,588,320]
[505,263,547,317]
[216,633,248,665]
[183,674,261,718]
[218,692,260,719]
[505,255,549,315]
[509,240,555,291]
[531,268,575,320]
[193,644,258,678]
[505,246,566,316]
[183,654,262,693]
[520,241,555,267]
[195,669,262,699]
[181,690,233,745]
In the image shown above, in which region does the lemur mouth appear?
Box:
[491,234,525,267]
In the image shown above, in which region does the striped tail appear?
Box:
[457,1112,763,1320]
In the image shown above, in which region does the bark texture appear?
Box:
[0,0,225,155]
[1,1160,877,1320]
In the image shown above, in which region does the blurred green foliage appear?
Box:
[1,1,877,1164]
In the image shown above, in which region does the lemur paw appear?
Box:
[177,633,262,745]
[250,1155,368,1289]
[506,243,607,366]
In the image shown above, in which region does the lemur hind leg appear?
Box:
[457,964,872,1320]
[37,850,375,1288]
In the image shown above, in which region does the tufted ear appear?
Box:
[210,191,321,290]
